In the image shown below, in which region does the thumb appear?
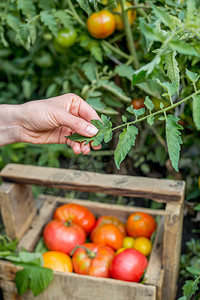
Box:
[55,109,99,137]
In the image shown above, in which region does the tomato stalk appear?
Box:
[67,0,86,28]
[70,245,96,259]
[120,0,140,69]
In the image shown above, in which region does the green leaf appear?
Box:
[147,115,155,125]
[15,268,30,295]
[165,51,180,90]
[132,70,146,86]
[76,0,92,16]
[192,95,200,130]
[152,5,175,30]
[38,0,55,10]
[169,40,199,57]
[165,115,183,172]
[29,266,53,296]
[186,266,200,275]
[54,10,72,28]
[144,96,154,111]
[183,279,200,298]
[115,64,134,81]
[186,69,200,84]
[6,14,21,31]
[122,115,127,123]
[17,0,36,18]
[82,61,96,82]
[114,126,138,169]
[186,0,196,24]
[178,297,187,300]
[99,80,131,103]
[90,41,103,63]
[126,106,145,117]
[194,204,200,211]
[133,55,161,77]
[40,11,57,36]
[140,18,164,42]
[156,79,177,97]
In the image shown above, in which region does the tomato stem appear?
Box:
[70,245,96,259]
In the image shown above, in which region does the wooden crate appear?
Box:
[0,164,185,300]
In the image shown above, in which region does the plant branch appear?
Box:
[102,40,132,60]
[67,0,86,28]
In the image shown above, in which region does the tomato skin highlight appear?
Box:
[43,220,86,254]
[53,203,96,235]
[110,248,148,282]
[134,237,152,256]
[90,215,126,240]
[43,251,73,273]
[72,243,115,277]
[91,223,124,250]
[87,10,116,39]
[54,28,77,48]
[126,212,157,239]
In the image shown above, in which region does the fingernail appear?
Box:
[86,125,98,136]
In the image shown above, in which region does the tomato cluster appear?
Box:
[42,203,157,283]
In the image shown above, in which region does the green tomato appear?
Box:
[35,52,53,68]
[54,28,77,48]
[53,40,69,54]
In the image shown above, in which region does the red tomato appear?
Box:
[72,243,115,278]
[126,212,157,239]
[130,98,146,110]
[43,220,86,254]
[90,215,126,240]
[43,251,73,273]
[91,223,124,250]
[87,10,116,39]
[53,203,96,235]
[109,248,148,282]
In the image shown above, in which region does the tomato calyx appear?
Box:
[133,215,141,221]
[71,245,96,259]
[64,220,72,227]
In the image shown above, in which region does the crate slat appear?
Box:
[1,164,185,203]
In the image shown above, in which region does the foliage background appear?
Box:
[0,0,200,298]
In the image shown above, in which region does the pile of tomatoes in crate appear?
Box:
[41,203,157,283]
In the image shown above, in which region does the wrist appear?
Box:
[0,104,22,146]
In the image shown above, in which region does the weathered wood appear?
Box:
[0,183,36,240]
[145,217,165,300]
[162,201,184,300]
[18,198,57,251]
[0,260,156,300]
[1,164,185,203]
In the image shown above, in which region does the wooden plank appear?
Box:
[162,201,184,300]
[0,183,36,240]
[18,198,57,251]
[0,260,156,300]
[1,164,185,203]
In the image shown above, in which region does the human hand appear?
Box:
[0,94,101,154]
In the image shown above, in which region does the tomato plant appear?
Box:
[90,215,126,240]
[43,251,73,273]
[43,220,86,254]
[126,212,157,239]
[91,223,124,250]
[133,237,152,256]
[87,10,116,39]
[54,28,77,48]
[53,203,96,235]
[113,2,136,30]
[71,243,115,277]
[110,248,148,282]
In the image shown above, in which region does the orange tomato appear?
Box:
[87,10,116,39]
[130,98,146,110]
[126,212,157,239]
[43,251,73,273]
[91,223,124,250]
[113,2,136,30]
[134,237,152,256]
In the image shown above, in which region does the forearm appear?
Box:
[0,105,21,146]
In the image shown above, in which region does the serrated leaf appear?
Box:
[186,266,200,275]
[140,19,164,42]
[147,116,155,125]
[132,70,146,86]
[83,61,96,82]
[15,268,30,295]
[115,64,134,81]
[17,0,36,18]
[38,0,55,10]
[114,126,138,169]
[152,4,175,30]
[169,40,199,57]
[29,266,53,296]
[122,115,127,122]
[65,133,92,143]
[186,69,200,84]
[156,79,177,96]
[192,94,200,130]
[183,279,200,298]
[90,41,103,63]
[166,115,183,172]
[54,10,72,28]
[144,96,154,111]
[165,51,180,90]
[76,0,92,16]
[126,106,145,117]
[133,55,161,77]
[40,11,57,36]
